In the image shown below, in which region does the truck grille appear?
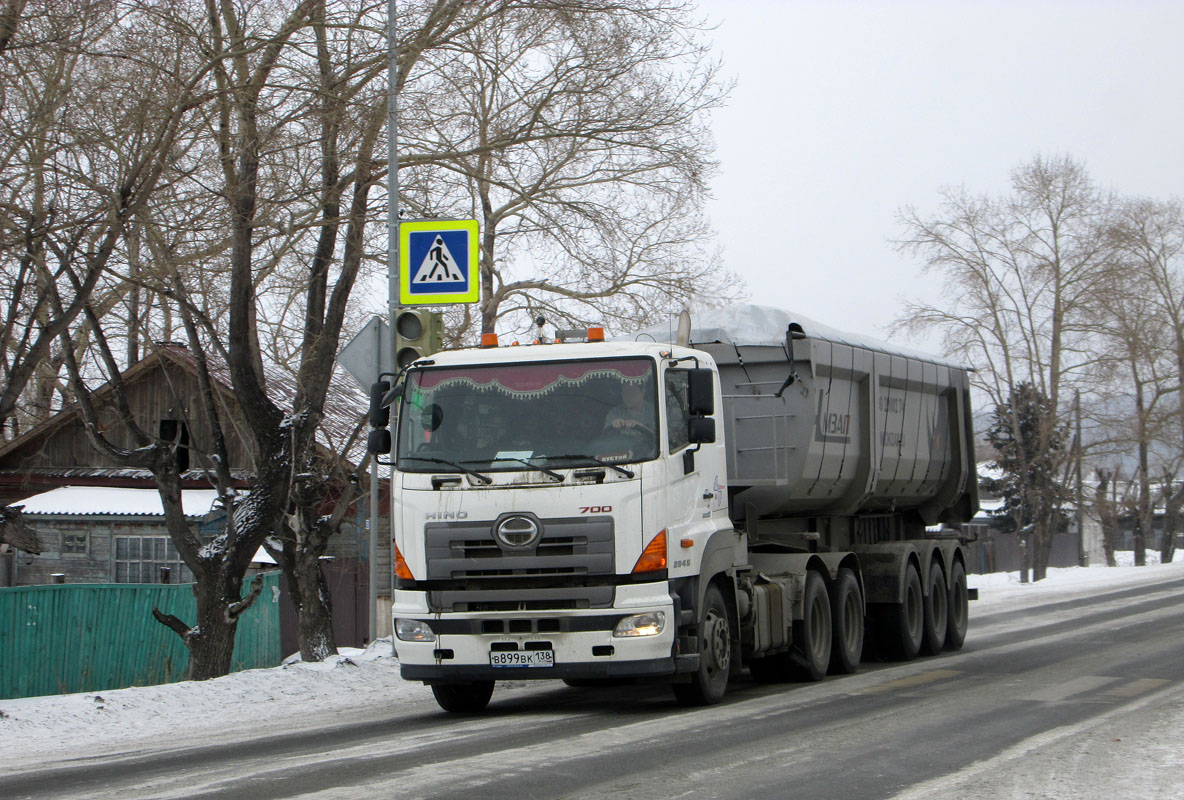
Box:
[423,516,615,611]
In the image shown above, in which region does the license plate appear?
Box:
[489,650,554,668]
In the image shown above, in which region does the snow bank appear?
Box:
[0,639,417,767]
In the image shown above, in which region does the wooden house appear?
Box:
[0,344,390,627]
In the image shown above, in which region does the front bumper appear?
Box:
[393,582,689,683]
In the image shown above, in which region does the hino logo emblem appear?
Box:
[493,514,542,550]
[425,511,468,520]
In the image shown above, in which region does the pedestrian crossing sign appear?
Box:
[399,219,480,305]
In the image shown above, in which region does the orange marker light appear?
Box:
[587,327,605,342]
[393,541,415,580]
[481,333,498,348]
[680,538,694,549]
[631,530,668,573]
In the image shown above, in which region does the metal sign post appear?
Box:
[376,0,400,646]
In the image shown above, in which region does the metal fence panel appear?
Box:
[0,573,281,700]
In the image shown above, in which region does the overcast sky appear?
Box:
[697,0,1184,349]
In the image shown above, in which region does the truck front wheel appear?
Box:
[673,584,731,706]
[431,681,494,713]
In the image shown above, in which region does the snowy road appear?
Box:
[1,561,1182,799]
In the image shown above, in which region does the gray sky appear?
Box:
[698,0,1184,347]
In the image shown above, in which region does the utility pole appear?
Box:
[1075,389,1085,567]
[367,0,401,644]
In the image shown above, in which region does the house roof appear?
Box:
[151,344,370,460]
[13,486,223,518]
[0,342,370,469]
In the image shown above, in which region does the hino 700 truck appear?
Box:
[376,305,978,712]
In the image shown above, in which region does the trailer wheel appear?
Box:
[673,584,731,706]
[791,571,832,681]
[828,568,863,675]
[921,563,948,656]
[431,681,494,713]
[945,559,969,651]
[878,562,923,661]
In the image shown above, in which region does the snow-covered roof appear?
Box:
[13,486,222,518]
[621,304,967,369]
[977,496,1006,514]
[978,463,1005,482]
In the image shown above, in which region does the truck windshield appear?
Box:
[396,357,659,473]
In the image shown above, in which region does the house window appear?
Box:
[62,533,89,555]
[158,419,191,473]
[114,536,193,584]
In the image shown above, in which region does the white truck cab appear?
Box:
[388,338,734,711]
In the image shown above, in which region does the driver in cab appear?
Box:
[603,381,655,435]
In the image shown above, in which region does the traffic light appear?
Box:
[394,308,444,369]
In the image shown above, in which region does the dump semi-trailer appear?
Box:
[379,305,978,712]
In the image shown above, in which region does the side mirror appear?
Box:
[367,428,392,455]
[687,368,715,416]
[688,417,716,444]
[369,380,391,428]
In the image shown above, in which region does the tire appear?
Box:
[673,584,732,706]
[790,571,832,681]
[945,559,969,651]
[828,568,864,675]
[879,562,923,661]
[921,562,948,656]
[431,681,494,713]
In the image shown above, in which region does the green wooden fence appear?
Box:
[0,573,281,700]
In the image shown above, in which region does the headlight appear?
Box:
[612,611,666,638]
[395,618,436,642]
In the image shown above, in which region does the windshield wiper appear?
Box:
[400,455,492,485]
[547,454,635,479]
[486,456,564,482]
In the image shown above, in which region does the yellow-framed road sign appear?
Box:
[398,219,480,305]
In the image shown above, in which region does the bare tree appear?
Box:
[7,0,735,668]
[46,0,327,676]
[1105,198,1184,564]
[896,156,1113,580]
[126,0,512,662]
[1160,468,1181,564]
[1093,468,1120,567]
[0,1,175,439]
[1088,246,1178,566]
[403,1,737,338]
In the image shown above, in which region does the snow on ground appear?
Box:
[1,555,1182,782]
[970,550,1168,610]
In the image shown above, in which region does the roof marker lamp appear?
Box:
[395,619,435,643]
[613,611,666,638]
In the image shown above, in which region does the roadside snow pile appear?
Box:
[0,638,418,768]
[970,552,1174,610]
